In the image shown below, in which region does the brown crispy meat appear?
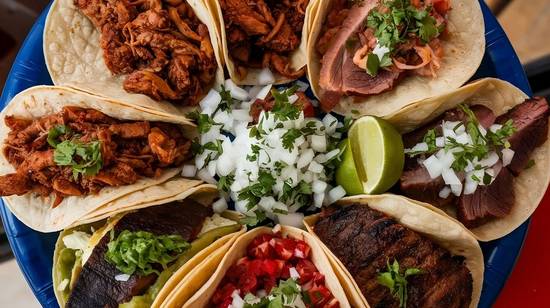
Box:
[74,0,217,105]
[220,0,308,79]
[0,106,190,206]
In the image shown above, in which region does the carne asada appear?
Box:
[314,204,473,308]
[0,106,191,206]
[74,0,218,105]
[400,98,550,227]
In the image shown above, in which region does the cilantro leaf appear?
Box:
[53,139,103,179]
[282,128,302,151]
[47,125,71,147]
[366,53,380,77]
[377,259,423,308]
[217,174,234,192]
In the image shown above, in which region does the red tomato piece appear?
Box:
[211,282,237,307]
[262,259,285,278]
[281,263,292,280]
[239,272,258,294]
[304,284,333,306]
[248,234,276,258]
[226,257,250,281]
[433,0,450,15]
[296,259,317,284]
[270,238,296,260]
[294,240,311,259]
[294,92,316,118]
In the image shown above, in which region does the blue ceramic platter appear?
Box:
[0,1,531,307]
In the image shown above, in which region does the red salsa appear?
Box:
[211,232,339,308]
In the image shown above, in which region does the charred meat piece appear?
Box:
[0,106,189,203]
[66,200,212,308]
[74,0,216,105]
[314,204,473,308]
[249,92,315,123]
[457,164,515,228]
[220,0,308,79]
[496,97,549,175]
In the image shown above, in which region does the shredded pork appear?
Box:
[74,0,217,105]
[0,106,191,206]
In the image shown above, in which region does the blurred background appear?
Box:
[0,0,549,307]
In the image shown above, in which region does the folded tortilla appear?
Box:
[384,78,550,241]
[176,226,351,308]
[304,194,484,308]
[52,184,246,308]
[43,0,224,116]
[203,0,313,85]
[0,85,199,232]
[306,0,485,117]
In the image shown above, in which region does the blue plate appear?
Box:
[0,1,531,307]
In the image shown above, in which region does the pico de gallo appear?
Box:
[211,231,339,308]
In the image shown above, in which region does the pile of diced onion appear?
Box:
[182,75,346,227]
[406,120,515,198]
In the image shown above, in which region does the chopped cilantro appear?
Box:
[53,139,103,180]
[217,174,234,192]
[47,125,71,147]
[377,259,423,308]
[282,128,302,151]
[366,53,380,77]
[239,210,267,227]
[271,86,301,121]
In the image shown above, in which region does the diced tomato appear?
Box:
[270,238,296,260]
[433,0,450,15]
[304,284,333,306]
[226,257,250,281]
[411,0,421,8]
[211,282,237,306]
[262,259,285,277]
[311,271,326,286]
[248,259,266,276]
[294,92,316,118]
[281,263,292,279]
[296,259,317,284]
[249,92,315,123]
[293,240,311,260]
[239,272,258,294]
[261,275,278,294]
[248,234,276,258]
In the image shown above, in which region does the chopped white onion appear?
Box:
[232,109,252,122]
[225,79,249,100]
[328,186,346,204]
[297,149,315,169]
[442,168,461,185]
[438,186,451,199]
[288,94,299,104]
[314,192,325,208]
[199,89,222,115]
[407,142,429,153]
[255,84,272,100]
[463,175,478,195]
[258,68,276,85]
[502,148,515,166]
[181,164,197,177]
[289,267,301,279]
[212,198,228,213]
[231,290,245,308]
[310,135,326,152]
[489,124,503,133]
[450,183,463,196]
[277,212,304,228]
[478,151,499,167]
[308,161,324,173]
[422,155,443,179]
[435,137,445,147]
[115,274,130,282]
[312,180,327,194]
[197,168,216,184]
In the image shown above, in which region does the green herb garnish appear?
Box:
[366,53,380,77]
[217,174,235,192]
[239,210,267,227]
[271,85,301,121]
[105,230,190,276]
[53,139,103,180]
[282,128,302,151]
[377,259,423,308]
[47,125,71,147]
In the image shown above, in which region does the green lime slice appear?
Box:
[348,116,404,194]
[335,139,364,195]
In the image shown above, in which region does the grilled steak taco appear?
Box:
[304,194,483,308]
[388,78,550,241]
[174,226,350,308]
[0,86,200,232]
[204,0,313,85]
[306,0,485,116]
[44,0,224,115]
[53,186,245,308]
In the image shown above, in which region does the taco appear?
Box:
[304,194,484,308]
[52,186,245,308]
[0,85,200,232]
[174,225,350,308]
[388,78,550,241]
[306,0,485,116]
[204,0,313,85]
[44,0,224,114]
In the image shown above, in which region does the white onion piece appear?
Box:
[437,150,455,168]
[322,113,338,134]
[231,290,245,308]
[438,186,451,199]
[463,175,478,195]
[489,124,503,133]
[297,149,315,169]
[197,168,216,184]
[288,94,299,104]
[258,68,276,85]
[296,80,309,92]
[478,124,487,137]
[212,198,228,213]
[442,168,461,185]
[324,149,340,161]
[502,148,515,166]
[422,155,443,178]
[312,180,327,194]
[232,109,252,122]
[310,135,326,152]
[199,89,221,114]
[313,192,324,208]
[225,79,249,101]
[308,161,324,173]
[450,183,463,196]
[255,84,272,100]
[328,186,346,204]
[181,164,197,177]
[277,212,304,228]
[435,137,445,147]
[478,151,499,167]
[289,267,301,279]
[115,274,130,282]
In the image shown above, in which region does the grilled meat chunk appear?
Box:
[74,0,216,105]
[66,200,212,308]
[314,204,473,308]
[496,97,549,175]
[0,107,189,203]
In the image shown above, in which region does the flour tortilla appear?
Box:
[307,0,485,117]
[181,226,351,308]
[0,86,199,232]
[204,0,312,85]
[304,194,484,308]
[385,78,550,241]
[44,0,224,116]
[52,185,244,308]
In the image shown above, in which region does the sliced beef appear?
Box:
[399,163,454,207]
[496,97,549,175]
[457,165,515,228]
[66,200,212,308]
[314,204,473,308]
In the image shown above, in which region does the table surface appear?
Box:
[0,1,548,307]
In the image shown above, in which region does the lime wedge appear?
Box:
[346,116,404,194]
[335,139,364,195]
